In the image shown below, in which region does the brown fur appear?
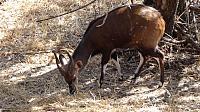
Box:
[54,4,165,94]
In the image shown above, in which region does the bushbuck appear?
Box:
[53,4,165,94]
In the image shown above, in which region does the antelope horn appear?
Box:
[52,51,65,72]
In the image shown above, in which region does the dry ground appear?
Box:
[0,0,200,111]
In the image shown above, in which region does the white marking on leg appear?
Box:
[103,64,108,75]
[134,52,144,74]
[111,57,123,77]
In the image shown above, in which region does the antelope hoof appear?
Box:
[69,85,77,95]
[99,81,103,88]
[158,82,164,88]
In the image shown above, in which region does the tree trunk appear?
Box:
[158,0,179,35]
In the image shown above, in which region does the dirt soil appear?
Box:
[0,0,199,111]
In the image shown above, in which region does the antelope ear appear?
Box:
[75,60,83,69]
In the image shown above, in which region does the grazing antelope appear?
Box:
[53,4,165,94]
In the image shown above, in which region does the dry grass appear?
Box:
[0,0,200,111]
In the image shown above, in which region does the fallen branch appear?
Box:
[175,23,200,51]
[36,0,98,22]
[0,50,53,56]
[162,33,186,44]
[189,6,200,13]
[179,48,200,53]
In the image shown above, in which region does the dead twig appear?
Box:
[179,48,200,53]
[176,23,200,52]
[89,90,96,100]
[0,50,52,56]
[162,33,186,44]
[96,13,108,27]
[189,6,200,13]
[36,0,98,22]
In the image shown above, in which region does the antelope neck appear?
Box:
[72,40,94,67]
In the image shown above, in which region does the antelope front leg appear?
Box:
[99,51,111,88]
